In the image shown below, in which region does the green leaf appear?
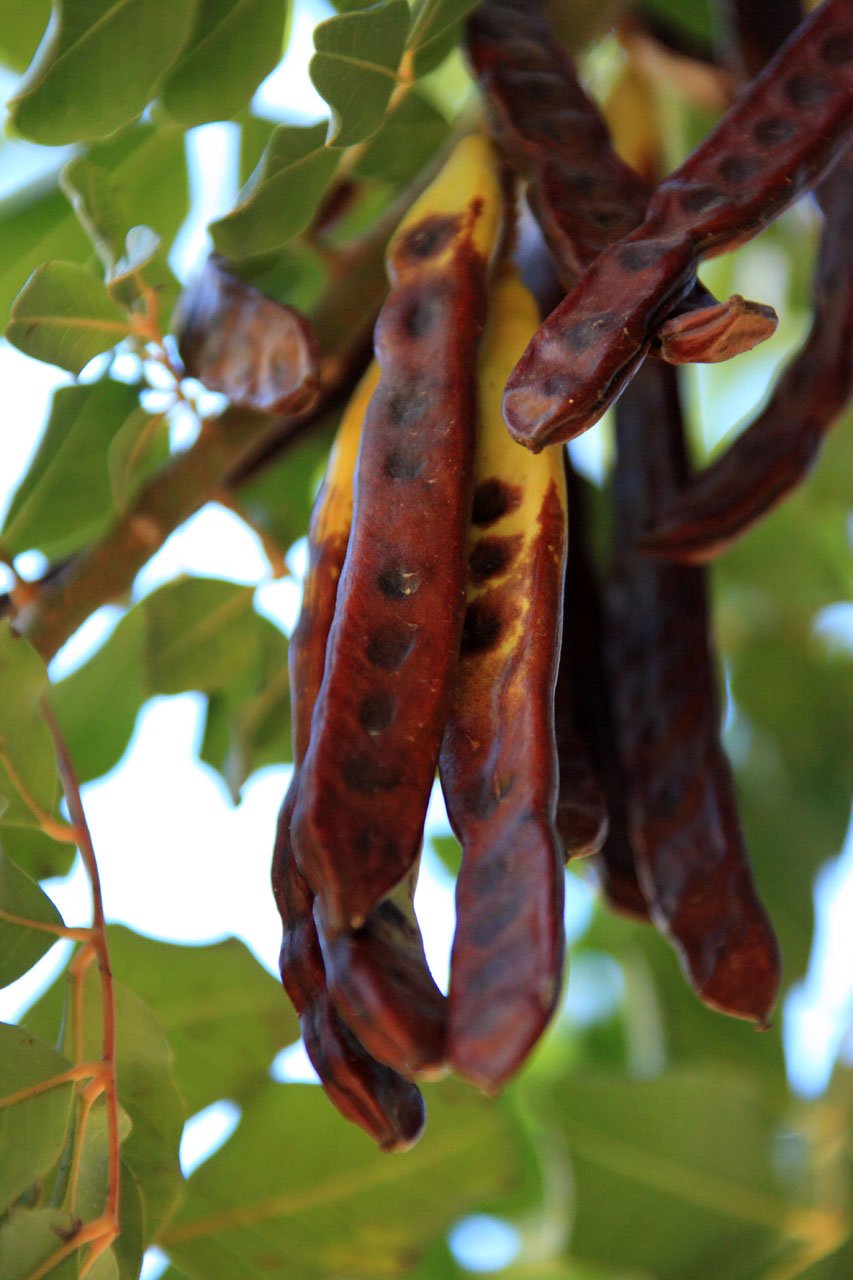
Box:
[2,380,143,560]
[550,1069,810,1279]
[108,406,170,512]
[353,90,449,186]
[0,1208,79,1279]
[49,608,147,785]
[310,0,410,148]
[237,416,334,552]
[0,622,57,831]
[0,1024,75,1212]
[429,832,461,877]
[0,0,52,72]
[407,0,479,77]
[0,123,189,322]
[105,926,297,1114]
[159,0,289,126]
[160,1080,529,1277]
[0,826,76,882]
[5,262,132,375]
[0,850,64,988]
[210,123,338,260]
[8,0,198,144]
[143,578,257,696]
[25,973,186,1240]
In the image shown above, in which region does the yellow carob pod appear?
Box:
[292,135,504,934]
[273,363,429,1150]
[440,268,568,1091]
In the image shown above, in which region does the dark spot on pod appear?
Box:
[398,214,460,262]
[402,292,441,339]
[566,314,614,353]
[469,536,518,584]
[541,373,573,399]
[680,184,722,213]
[589,206,625,228]
[467,891,522,947]
[342,754,401,795]
[377,565,421,599]
[821,33,853,65]
[365,626,416,669]
[461,600,503,654]
[472,479,522,527]
[383,450,423,481]
[717,155,759,184]
[359,690,395,734]
[785,73,831,109]
[753,116,796,147]
[617,242,664,272]
[385,386,424,429]
[374,898,410,931]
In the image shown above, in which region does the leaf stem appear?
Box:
[0,745,78,844]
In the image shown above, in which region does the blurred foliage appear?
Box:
[0,1,850,1278]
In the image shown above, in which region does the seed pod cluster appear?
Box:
[266,0,848,1148]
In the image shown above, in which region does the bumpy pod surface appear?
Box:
[439,270,567,1091]
[272,366,427,1149]
[606,360,781,1022]
[292,136,503,933]
[558,462,648,916]
[504,0,853,449]
[466,0,777,365]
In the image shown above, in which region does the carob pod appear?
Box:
[465,0,777,366]
[292,136,503,933]
[440,269,567,1091]
[504,0,853,449]
[559,460,648,917]
[271,366,425,1150]
[642,3,853,563]
[606,358,781,1022]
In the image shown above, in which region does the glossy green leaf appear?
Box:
[8,0,197,144]
[25,972,186,1240]
[353,90,448,186]
[210,123,338,260]
[0,123,189,322]
[105,926,297,1114]
[0,0,52,72]
[160,1080,529,1277]
[0,1023,75,1212]
[49,608,147,785]
[407,0,478,76]
[5,263,132,374]
[160,0,289,126]
[0,1208,79,1279]
[310,0,410,148]
[143,577,257,696]
[0,850,64,988]
[2,380,143,560]
[0,622,57,831]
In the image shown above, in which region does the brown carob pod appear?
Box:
[272,366,432,1146]
[439,271,567,1091]
[606,359,781,1022]
[504,0,853,450]
[292,136,503,934]
[559,461,648,917]
[465,0,777,366]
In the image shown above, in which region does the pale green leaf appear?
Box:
[310,0,410,147]
[143,577,257,696]
[5,262,131,374]
[0,1208,79,1279]
[105,926,297,1114]
[210,122,338,260]
[407,0,479,76]
[0,0,52,72]
[8,0,198,144]
[160,1080,529,1278]
[2,381,143,560]
[160,0,289,126]
[0,850,64,988]
[353,90,448,186]
[108,406,170,512]
[0,622,57,831]
[0,1024,75,1212]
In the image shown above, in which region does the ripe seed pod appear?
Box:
[606,360,781,1023]
[440,270,567,1091]
[273,365,435,1145]
[466,0,776,365]
[292,135,503,934]
[504,0,853,449]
